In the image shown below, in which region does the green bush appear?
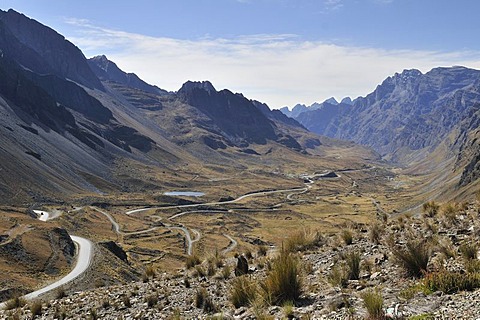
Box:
[261,250,303,305]
[393,240,430,278]
[361,290,384,320]
[229,275,257,308]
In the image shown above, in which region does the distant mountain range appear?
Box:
[281,67,480,190]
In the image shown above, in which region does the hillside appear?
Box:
[0,9,378,205]
[284,67,480,198]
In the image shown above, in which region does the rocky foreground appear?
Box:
[1,202,480,319]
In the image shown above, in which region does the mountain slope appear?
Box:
[0,8,379,204]
[88,55,168,96]
[284,67,480,195]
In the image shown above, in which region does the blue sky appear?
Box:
[2,0,480,108]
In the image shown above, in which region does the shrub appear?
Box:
[369,223,383,245]
[203,295,217,313]
[5,296,26,310]
[207,260,216,277]
[102,299,110,309]
[283,300,294,318]
[328,264,348,288]
[423,270,480,294]
[145,294,158,308]
[345,251,361,280]
[393,240,430,278]
[186,254,201,269]
[465,259,480,273]
[145,265,156,278]
[422,201,439,218]
[55,287,66,299]
[361,290,384,320]
[221,265,231,280]
[261,250,303,305]
[29,300,43,316]
[459,242,478,260]
[184,277,191,288]
[229,275,257,308]
[441,203,458,224]
[122,295,131,308]
[341,229,353,245]
[285,228,323,252]
[195,265,206,277]
[195,288,208,308]
[258,245,268,256]
[89,308,98,320]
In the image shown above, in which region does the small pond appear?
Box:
[163,191,205,197]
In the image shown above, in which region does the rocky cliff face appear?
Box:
[177,81,303,149]
[0,9,103,90]
[88,55,168,96]
[287,67,480,168]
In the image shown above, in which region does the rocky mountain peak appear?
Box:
[340,97,353,105]
[323,97,339,105]
[0,9,104,90]
[178,80,216,95]
[88,55,167,95]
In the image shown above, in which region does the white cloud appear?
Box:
[66,19,480,109]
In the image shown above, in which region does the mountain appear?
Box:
[286,67,480,193]
[88,55,168,96]
[0,9,103,91]
[0,8,374,204]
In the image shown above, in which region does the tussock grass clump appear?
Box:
[258,245,268,256]
[328,265,348,288]
[122,295,131,308]
[465,259,480,273]
[345,251,361,280]
[423,270,480,294]
[221,265,231,280]
[229,275,258,308]
[422,201,439,218]
[195,288,208,308]
[5,296,26,310]
[441,203,459,224]
[186,254,201,269]
[369,223,383,244]
[29,300,43,316]
[261,250,303,305]
[341,229,353,245]
[195,265,207,277]
[144,265,156,278]
[459,242,478,260]
[196,287,217,312]
[285,228,323,252]
[393,240,430,278]
[145,294,158,308]
[361,290,384,320]
[55,287,66,299]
